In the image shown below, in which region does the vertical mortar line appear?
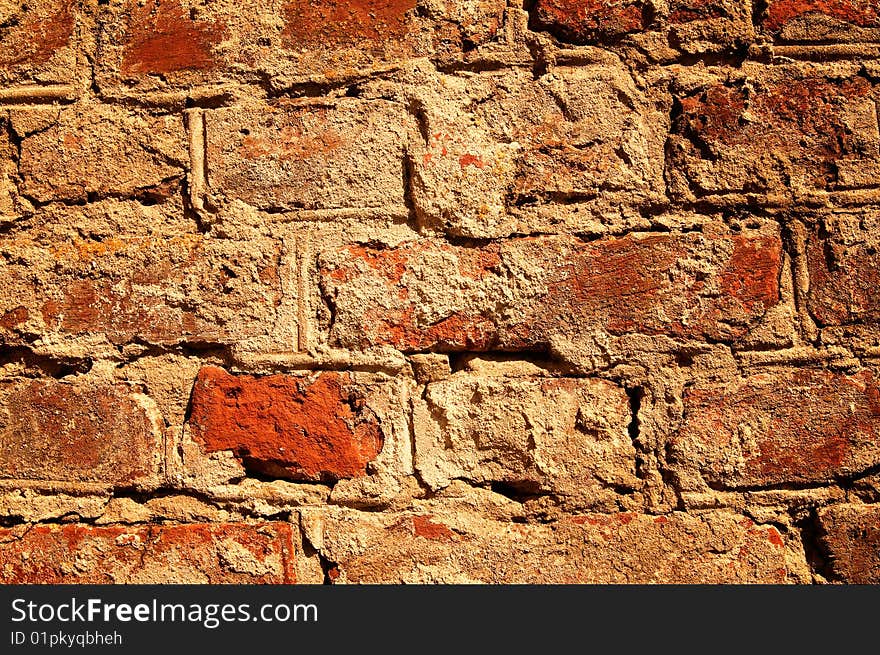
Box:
[185,107,205,212]
[297,231,312,352]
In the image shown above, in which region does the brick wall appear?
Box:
[0,0,878,584]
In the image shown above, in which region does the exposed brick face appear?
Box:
[0,523,295,583]
[805,212,880,326]
[668,73,880,200]
[313,508,800,583]
[320,226,782,351]
[17,105,187,203]
[0,378,162,486]
[671,369,880,488]
[188,367,384,482]
[530,0,647,44]
[763,0,880,32]
[118,0,227,75]
[818,504,880,583]
[0,0,76,84]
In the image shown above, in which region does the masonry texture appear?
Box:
[0,0,878,585]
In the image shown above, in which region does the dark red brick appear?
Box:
[188,367,384,482]
[668,74,879,199]
[319,226,783,351]
[0,378,162,486]
[763,0,880,32]
[0,523,295,583]
[530,0,646,44]
[283,0,417,49]
[671,369,880,488]
[119,0,227,75]
[818,504,880,583]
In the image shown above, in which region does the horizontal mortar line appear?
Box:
[734,346,857,366]
[768,43,880,59]
[0,85,77,104]
[689,188,880,208]
[230,347,408,373]
[254,205,410,222]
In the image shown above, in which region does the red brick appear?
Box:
[118,0,227,75]
[0,0,76,84]
[204,101,410,211]
[0,522,295,583]
[283,0,416,48]
[530,0,647,44]
[319,226,783,351]
[763,0,880,33]
[0,232,283,347]
[188,367,384,482]
[0,377,162,486]
[805,216,880,326]
[413,376,637,503]
[668,72,880,200]
[671,369,880,488]
[16,105,186,203]
[668,0,731,23]
[818,504,880,583]
[529,0,752,51]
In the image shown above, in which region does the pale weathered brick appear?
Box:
[204,100,411,211]
[413,375,638,505]
[319,224,784,351]
[818,503,880,583]
[310,507,806,583]
[0,230,284,348]
[407,65,667,237]
[0,522,296,583]
[16,104,187,203]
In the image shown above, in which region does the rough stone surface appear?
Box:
[308,506,808,583]
[413,375,638,506]
[16,104,187,203]
[204,100,411,211]
[0,522,296,583]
